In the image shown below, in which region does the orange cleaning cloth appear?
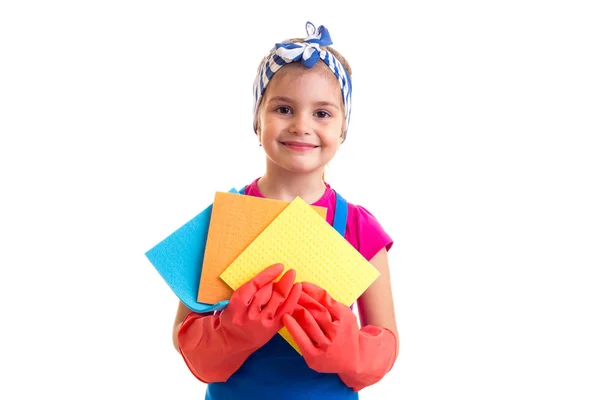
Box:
[197,192,327,304]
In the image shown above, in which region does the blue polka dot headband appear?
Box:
[253,21,353,137]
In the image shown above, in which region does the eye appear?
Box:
[275,106,292,115]
[314,110,331,119]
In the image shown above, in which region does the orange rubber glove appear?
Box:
[177,264,302,383]
[283,282,397,392]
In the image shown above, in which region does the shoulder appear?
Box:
[339,193,394,262]
[242,178,262,197]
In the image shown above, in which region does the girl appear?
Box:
[173,22,399,400]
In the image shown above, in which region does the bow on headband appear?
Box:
[274,22,333,67]
[253,21,352,138]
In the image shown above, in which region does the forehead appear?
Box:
[264,61,341,100]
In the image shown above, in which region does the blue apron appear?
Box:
[205,187,357,400]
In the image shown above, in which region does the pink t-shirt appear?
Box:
[245,178,393,261]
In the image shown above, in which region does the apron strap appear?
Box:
[332,191,348,237]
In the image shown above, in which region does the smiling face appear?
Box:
[256,61,345,176]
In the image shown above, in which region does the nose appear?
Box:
[289,111,312,136]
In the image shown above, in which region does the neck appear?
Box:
[258,164,327,204]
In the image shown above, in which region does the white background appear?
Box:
[1,1,599,399]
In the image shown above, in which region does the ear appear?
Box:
[254,117,262,144]
[338,130,346,146]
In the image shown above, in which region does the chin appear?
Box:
[265,154,330,176]
[278,162,325,175]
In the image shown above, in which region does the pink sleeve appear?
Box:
[346,205,393,261]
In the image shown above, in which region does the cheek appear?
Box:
[326,121,345,145]
[261,116,284,134]
[323,134,341,149]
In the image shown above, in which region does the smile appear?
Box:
[280,141,319,152]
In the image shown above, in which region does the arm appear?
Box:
[174,265,301,383]
[357,248,400,357]
[282,248,399,392]
[172,301,211,353]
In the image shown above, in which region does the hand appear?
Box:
[220,263,302,349]
[283,282,397,391]
[283,282,360,373]
[177,263,302,383]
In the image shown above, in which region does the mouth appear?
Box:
[279,141,320,152]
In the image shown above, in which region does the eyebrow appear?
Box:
[267,96,340,110]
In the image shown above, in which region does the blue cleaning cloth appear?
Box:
[145,188,239,313]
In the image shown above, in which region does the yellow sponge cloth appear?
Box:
[220,196,380,353]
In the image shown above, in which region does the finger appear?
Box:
[298,291,334,328]
[271,268,297,302]
[274,282,302,318]
[282,314,319,358]
[247,281,274,319]
[290,306,330,347]
[301,282,347,321]
[326,300,353,322]
[274,268,296,296]
[261,269,296,318]
[301,282,331,305]
[232,263,284,305]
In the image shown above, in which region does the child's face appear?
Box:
[256,62,344,177]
